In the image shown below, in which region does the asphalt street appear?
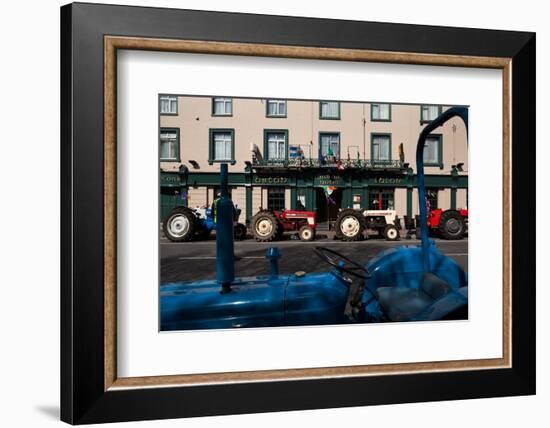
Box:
[160,233,468,284]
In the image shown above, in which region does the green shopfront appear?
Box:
[160,165,468,224]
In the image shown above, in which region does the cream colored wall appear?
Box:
[187,186,207,209]
[159,96,469,176]
[394,188,408,217]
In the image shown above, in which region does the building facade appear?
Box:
[159,95,468,224]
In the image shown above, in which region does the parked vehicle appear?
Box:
[251,209,317,242]
[427,208,468,240]
[334,209,401,241]
[160,106,470,331]
[162,205,247,242]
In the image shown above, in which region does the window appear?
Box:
[371,134,391,163]
[266,100,287,117]
[160,128,179,161]
[424,134,443,167]
[421,105,442,122]
[369,188,395,210]
[371,103,391,121]
[209,129,234,162]
[319,133,340,159]
[160,95,177,114]
[264,130,288,160]
[319,101,340,119]
[212,97,233,116]
[426,189,439,210]
[267,187,286,211]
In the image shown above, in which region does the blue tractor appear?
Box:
[161,107,469,330]
[162,204,247,242]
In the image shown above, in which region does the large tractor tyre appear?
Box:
[251,210,280,242]
[438,209,466,240]
[162,207,197,242]
[383,224,400,241]
[335,209,365,241]
[298,225,316,242]
[234,223,247,240]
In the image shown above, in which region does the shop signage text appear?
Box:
[373,177,403,185]
[253,176,289,185]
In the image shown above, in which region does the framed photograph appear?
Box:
[61,2,535,424]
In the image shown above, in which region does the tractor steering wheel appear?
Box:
[314,247,371,280]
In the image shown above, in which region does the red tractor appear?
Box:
[251,209,317,242]
[427,208,468,240]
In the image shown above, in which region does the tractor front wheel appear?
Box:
[383,224,400,241]
[335,209,365,241]
[438,210,466,240]
[162,207,197,242]
[251,210,280,242]
[298,225,316,241]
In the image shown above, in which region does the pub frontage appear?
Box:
[160,161,468,224]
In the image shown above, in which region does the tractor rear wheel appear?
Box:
[298,225,315,241]
[234,223,247,240]
[335,209,365,241]
[383,224,400,241]
[162,207,197,242]
[251,210,280,242]
[438,210,466,240]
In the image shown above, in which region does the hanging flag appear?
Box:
[322,185,336,196]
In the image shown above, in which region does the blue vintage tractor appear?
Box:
[162,204,247,242]
[161,107,469,330]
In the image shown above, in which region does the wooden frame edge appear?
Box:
[103,35,513,391]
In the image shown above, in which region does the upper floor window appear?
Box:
[160,95,177,115]
[421,105,442,122]
[424,134,443,167]
[266,100,287,117]
[160,128,179,161]
[371,103,391,121]
[209,129,234,162]
[371,134,391,163]
[212,97,233,116]
[320,133,340,159]
[319,101,340,120]
[265,130,288,160]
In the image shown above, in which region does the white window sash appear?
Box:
[214,98,232,115]
[424,138,439,164]
[214,133,232,160]
[321,102,338,118]
[373,137,390,161]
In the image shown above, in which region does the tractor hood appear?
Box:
[160,271,350,331]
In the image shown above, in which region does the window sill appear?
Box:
[208,159,237,165]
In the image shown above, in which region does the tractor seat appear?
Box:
[376,273,452,322]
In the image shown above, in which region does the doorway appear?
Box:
[316,188,343,224]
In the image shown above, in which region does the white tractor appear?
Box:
[334,208,401,241]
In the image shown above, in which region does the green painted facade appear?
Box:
[159,168,468,220]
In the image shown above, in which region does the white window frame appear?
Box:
[421,105,441,122]
[265,131,287,160]
[212,97,233,116]
[371,103,391,121]
[212,131,233,161]
[320,101,340,119]
[159,95,178,114]
[266,100,287,117]
[372,134,391,162]
[320,133,340,158]
[160,129,179,161]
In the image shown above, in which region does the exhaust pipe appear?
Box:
[216,163,235,293]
